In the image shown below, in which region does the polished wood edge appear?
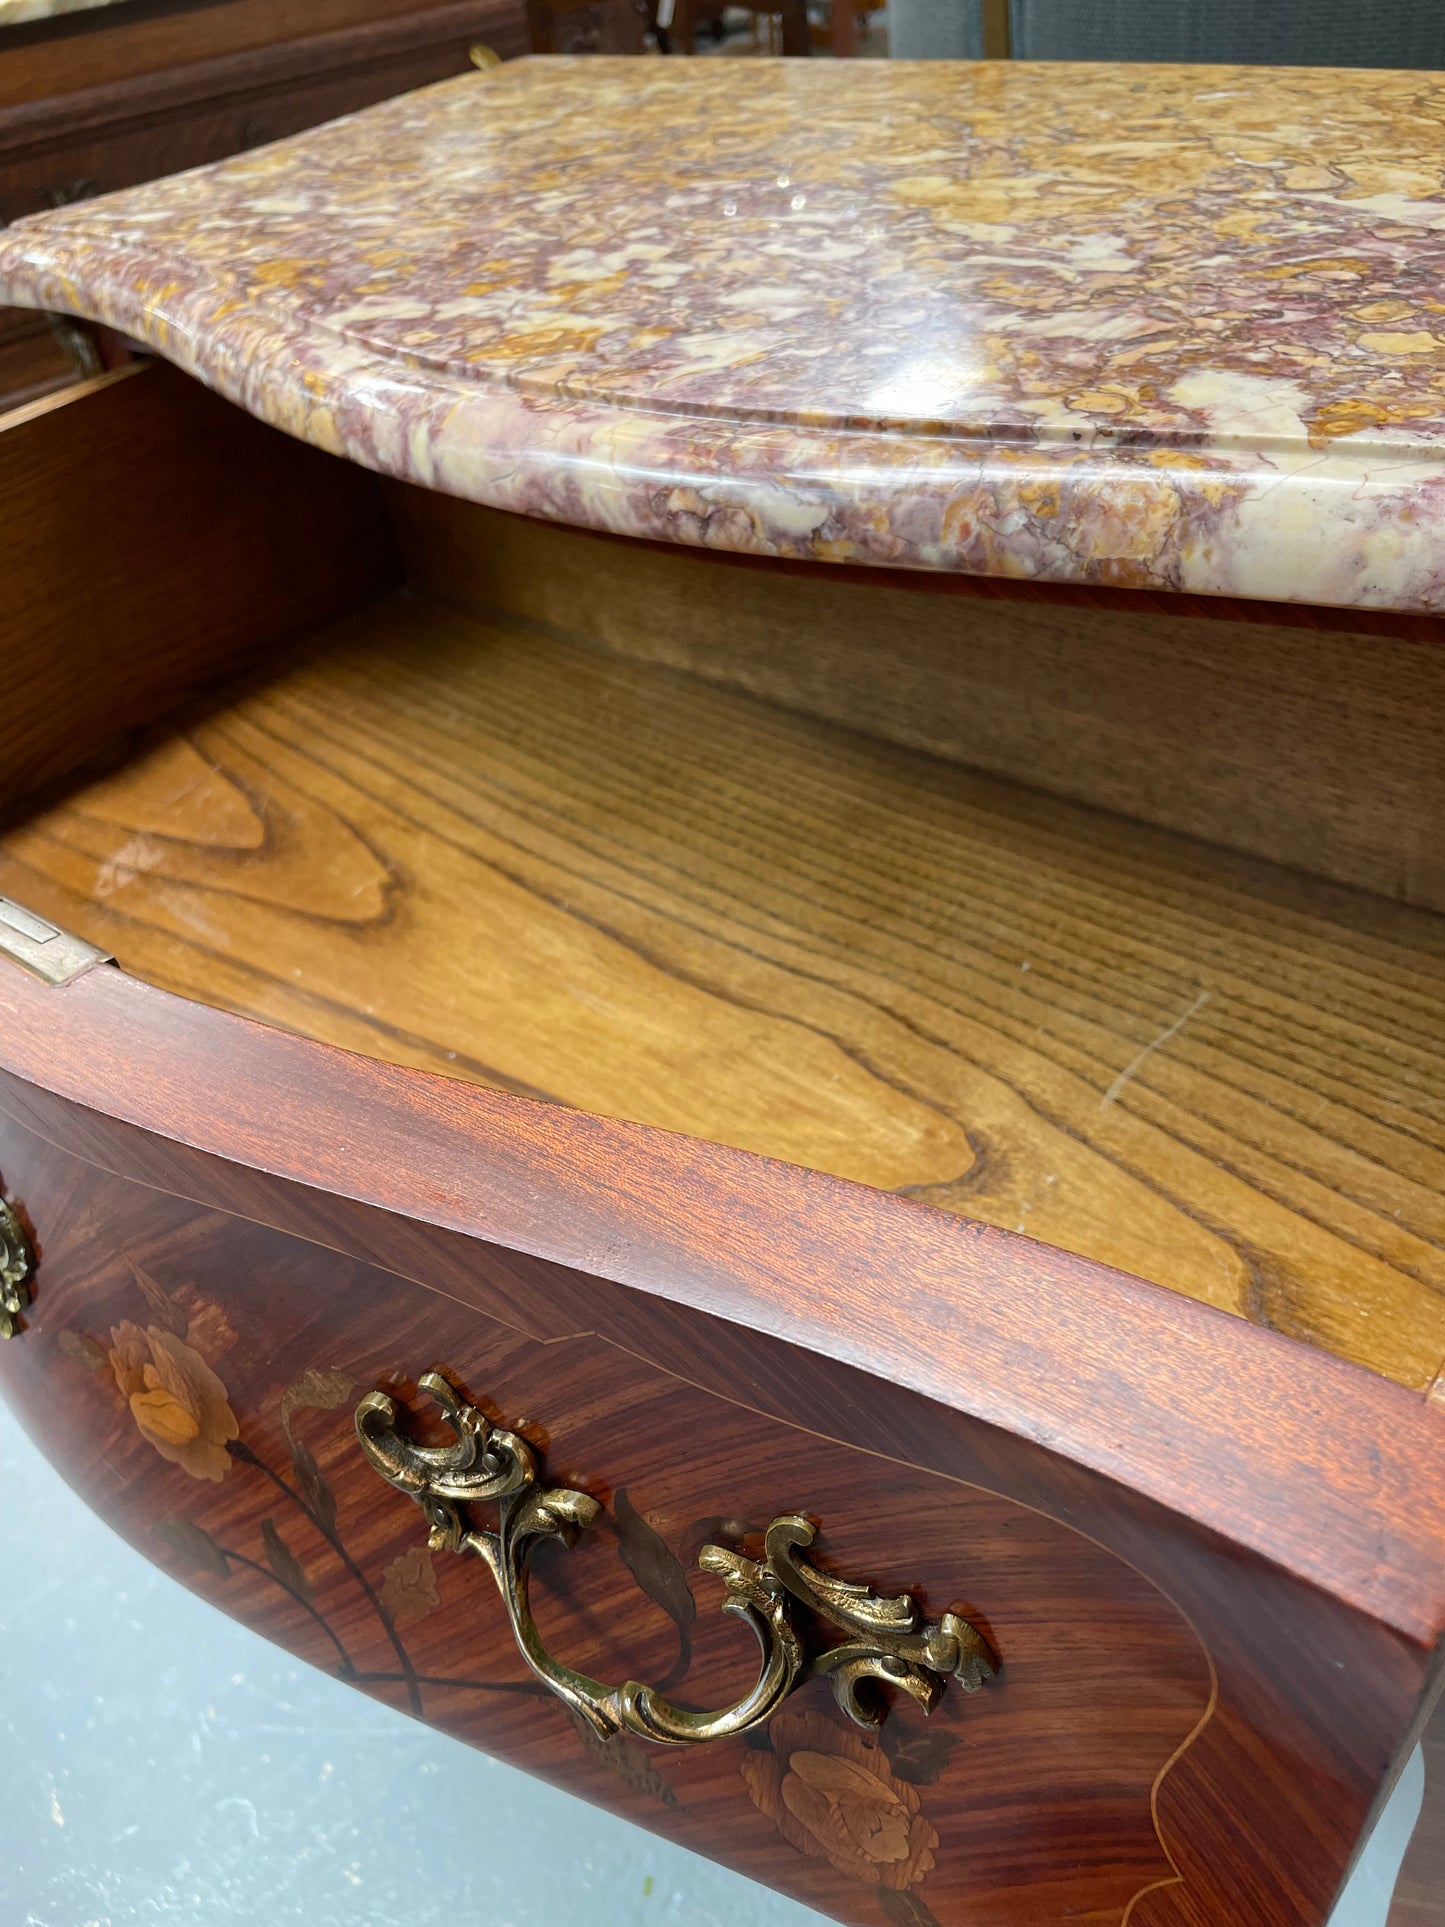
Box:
[0,361,141,429]
[2,959,1442,1642]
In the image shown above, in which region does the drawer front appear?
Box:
[0,304,73,407]
[0,1107,1214,1927]
[0,1002,1434,1927]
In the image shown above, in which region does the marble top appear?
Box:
[5,57,1445,610]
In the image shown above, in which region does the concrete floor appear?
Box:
[0,1394,1425,1927]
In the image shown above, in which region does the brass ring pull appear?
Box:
[356,1372,997,1747]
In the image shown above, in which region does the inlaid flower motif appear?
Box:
[740,1706,938,1892]
[380,1544,441,1622]
[108,1319,239,1481]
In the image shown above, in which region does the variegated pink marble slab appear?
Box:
[5,56,1445,609]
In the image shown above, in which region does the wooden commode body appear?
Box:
[0,56,1442,1927]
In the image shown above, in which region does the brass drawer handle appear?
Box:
[0,1197,34,1339]
[356,1372,997,1747]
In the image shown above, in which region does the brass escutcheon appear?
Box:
[356,1371,998,1747]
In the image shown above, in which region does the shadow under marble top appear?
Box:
[4,56,1445,610]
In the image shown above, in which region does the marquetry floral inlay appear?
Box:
[380,1544,442,1623]
[107,1319,238,1482]
[61,1273,685,1800]
[741,1706,939,1894]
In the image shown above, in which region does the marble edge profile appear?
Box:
[5,224,1445,613]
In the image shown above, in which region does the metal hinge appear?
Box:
[0,895,111,986]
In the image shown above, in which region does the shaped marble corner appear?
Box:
[3,57,1445,611]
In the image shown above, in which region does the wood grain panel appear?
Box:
[0,305,72,407]
[395,491,1445,913]
[0,1053,1435,1927]
[2,592,1443,1385]
[0,361,398,811]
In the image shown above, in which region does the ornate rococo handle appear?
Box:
[356,1372,998,1747]
[0,1197,35,1339]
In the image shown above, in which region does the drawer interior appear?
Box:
[3,361,1444,1394]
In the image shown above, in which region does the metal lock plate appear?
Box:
[0,895,111,986]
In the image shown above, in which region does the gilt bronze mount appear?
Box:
[0,1197,34,1339]
[356,1371,998,1747]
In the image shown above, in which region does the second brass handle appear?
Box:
[356,1371,997,1747]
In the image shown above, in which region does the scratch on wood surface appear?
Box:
[1100,991,1211,1111]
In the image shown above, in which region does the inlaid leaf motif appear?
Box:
[566,1709,679,1809]
[154,1515,232,1582]
[116,1258,234,1363]
[124,1257,188,1336]
[380,1545,441,1623]
[180,1296,236,1365]
[279,1367,354,1442]
[262,1516,313,1602]
[880,1721,957,1787]
[877,1890,945,1927]
[291,1439,338,1537]
[57,1329,106,1372]
[614,1489,694,1679]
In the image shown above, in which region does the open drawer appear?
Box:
[0,355,1441,1927]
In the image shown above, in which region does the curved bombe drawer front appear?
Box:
[0,1126,1212,1927]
